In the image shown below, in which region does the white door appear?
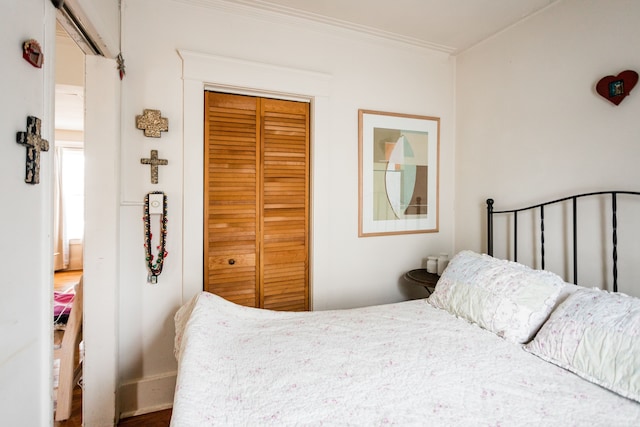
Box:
[83,55,120,426]
[0,2,120,425]
[0,1,55,425]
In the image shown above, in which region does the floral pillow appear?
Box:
[525,287,640,402]
[428,250,566,344]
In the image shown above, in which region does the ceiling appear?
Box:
[55,0,561,134]
[224,0,560,53]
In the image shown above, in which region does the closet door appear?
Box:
[204,92,260,307]
[261,99,309,311]
[204,92,309,311]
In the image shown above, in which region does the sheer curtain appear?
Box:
[53,146,84,271]
[53,147,67,271]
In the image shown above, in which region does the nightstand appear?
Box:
[404,269,440,295]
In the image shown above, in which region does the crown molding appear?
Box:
[173,0,455,55]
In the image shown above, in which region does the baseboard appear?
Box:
[118,371,176,419]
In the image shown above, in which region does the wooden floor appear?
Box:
[54,269,83,427]
[119,408,173,426]
[54,270,83,292]
[54,386,82,427]
[54,270,172,425]
[54,384,173,426]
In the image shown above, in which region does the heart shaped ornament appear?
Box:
[596,70,638,105]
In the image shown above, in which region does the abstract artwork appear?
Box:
[359,110,439,236]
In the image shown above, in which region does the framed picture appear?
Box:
[358,109,440,237]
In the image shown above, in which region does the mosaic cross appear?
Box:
[16,116,49,184]
[136,109,168,137]
[140,150,168,184]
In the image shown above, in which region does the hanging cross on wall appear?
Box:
[16,116,49,184]
[136,109,168,137]
[140,150,168,184]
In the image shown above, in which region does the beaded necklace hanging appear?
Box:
[143,191,168,283]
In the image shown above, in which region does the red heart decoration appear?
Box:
[22,39,43,68]
[596,70,638,105]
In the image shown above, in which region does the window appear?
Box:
[59,147,84,241]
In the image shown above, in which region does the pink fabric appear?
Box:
[54,291,75,316]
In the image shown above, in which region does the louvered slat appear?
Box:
[204,92,259,306]
[204,93,309,311]
[261,98,309,311]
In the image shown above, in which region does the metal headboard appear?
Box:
[487,191,640,292]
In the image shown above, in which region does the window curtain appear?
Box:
[53,147,68,271]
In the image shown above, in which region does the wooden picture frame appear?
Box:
[358,109,440,237]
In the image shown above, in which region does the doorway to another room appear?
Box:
[53,20,85,425]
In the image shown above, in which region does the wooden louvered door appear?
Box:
[260,98,309,310]
[204,92,310,311]
[204,93,259,307]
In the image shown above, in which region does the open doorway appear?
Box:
[48,3,121,425]
[53,20,85,425]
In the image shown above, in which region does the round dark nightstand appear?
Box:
[404,269,440,295]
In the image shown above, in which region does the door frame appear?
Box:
[179,51,331,308]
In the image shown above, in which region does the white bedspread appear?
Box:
[171,292,640,426]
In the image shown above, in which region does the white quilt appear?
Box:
[171,292,640,426]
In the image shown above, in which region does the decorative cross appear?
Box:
[16,116,49,184]
[136,109,168,138]
[140,150,168,184]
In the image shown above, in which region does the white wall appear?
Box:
[455,0,640,296]
[117,0,455,415]
[55,26,85,87]
[0,1,55,425]
[5,0,640,421]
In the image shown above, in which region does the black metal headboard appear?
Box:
[487,191,640,292]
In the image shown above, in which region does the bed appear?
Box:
[170,191,640,426]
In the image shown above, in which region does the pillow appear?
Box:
[525,288,640,402]
[428,250,565,343]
